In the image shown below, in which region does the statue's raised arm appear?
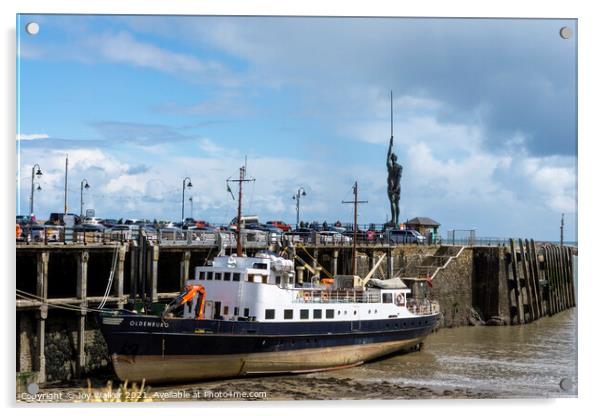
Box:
[387,136,394,168]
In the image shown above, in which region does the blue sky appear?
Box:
[16,15,577,240]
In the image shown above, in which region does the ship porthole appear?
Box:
[368,310,371,314]
[353,311,357,315]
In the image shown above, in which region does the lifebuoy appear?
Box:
[321,292,329,302]
[396,293,403,305]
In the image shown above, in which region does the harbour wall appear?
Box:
[16,239,577,384]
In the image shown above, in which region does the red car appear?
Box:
[266,220,291,232]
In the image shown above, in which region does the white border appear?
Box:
[2,1,599,415]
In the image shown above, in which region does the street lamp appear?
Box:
[189,196,194,219]
[181,177,193,223]
[292,187,307,230]
[29,164,43,216]
[80,179,90,217]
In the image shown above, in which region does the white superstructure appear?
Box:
[183,253,437,323]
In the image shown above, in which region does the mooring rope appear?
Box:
[16,290,102,313]
[98,244,119,309]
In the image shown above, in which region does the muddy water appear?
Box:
[25,308,577,401]
[302,308,578,398]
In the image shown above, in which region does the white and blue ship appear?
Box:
[100,252,440,383]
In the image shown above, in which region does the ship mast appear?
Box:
[227,164,255,257]
[342,181,368,276]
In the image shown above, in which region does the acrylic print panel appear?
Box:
[16,14,577,402]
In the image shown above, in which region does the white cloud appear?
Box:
[17,133,49,141]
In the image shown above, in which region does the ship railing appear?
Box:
[407,298,440,315]
[293,289,381,304]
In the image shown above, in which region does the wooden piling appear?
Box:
[529,239,543,318]
[116,245,126,309]
[524,239,540,320]
[552,245,562,314]
[75,251,88,377]
[518,239,534,322]
[509,239,524,324]
[35,252,49,383]
[556,247,568,310]
[543,246,554,315]
[565,246,575,307]
[503,248,516,325]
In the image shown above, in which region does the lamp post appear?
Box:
[80,179,90,217]
[29,164,43,216]
[181,177,193,223]
[292,187,307,230]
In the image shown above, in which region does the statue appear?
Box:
[386,135,402,227]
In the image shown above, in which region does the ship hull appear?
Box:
[100,313,438,383]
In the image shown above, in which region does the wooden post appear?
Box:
[76,251,89,377]
[565,247,575,307]
[518,239,534,322]
[525,239,540,320]
[150,244,159,302]
[545,246,553,315]
[558,245,568,311]
[551,246,561,314]
[116,245,126,309]
[509,239,524,324]
[557,246,566,311]
[332,250,339,275]
[503,248,516,325]
[180,251,191,287]
[35,252,49,383]
[129,241,138,300]
[529,239,543,318]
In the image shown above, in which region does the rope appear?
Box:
[98,244,119,309]
[16,290,102,314]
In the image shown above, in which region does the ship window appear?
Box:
[223,306,229,315]
[244,308,249,317]
[206,272,213,280]
[284,309,293,319]
[262,275,268,284]
[224,272,231,281]
[337,310,341,315]
[313,309,322,319]
[265,309,275,320]
[215,272,222,280]
[382,293,393,303]
[276,276,281,285]
[253,263,268,270]
[233,273,241,282]
[353,310,357,315]
[300,309,309,319]
[326,309,334,319]
[248,274,254,282]
[198,272,205,280]
[234,307,239,316]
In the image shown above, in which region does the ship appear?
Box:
[99,165,440,384]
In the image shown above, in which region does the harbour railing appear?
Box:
[293,289,381,304]
[407,298,440,315]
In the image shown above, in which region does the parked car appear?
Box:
[110,224,137,241]
[101,218,118,228]
[45,212,81,226]
[266,220,291,232]
[83,216,104,225]
[318,231,352,244]
[387,229,426,244]
[75,223,106,242]
[26,224,46,242]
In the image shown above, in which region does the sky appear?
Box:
[16,14,577,241]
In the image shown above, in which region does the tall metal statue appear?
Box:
[386,91,402,227]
